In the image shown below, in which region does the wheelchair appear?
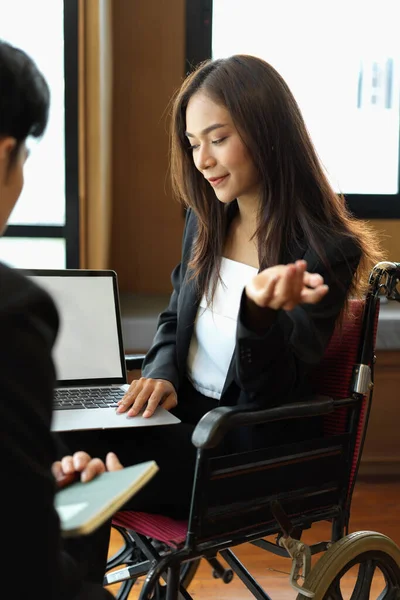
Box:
[104,261,400,600]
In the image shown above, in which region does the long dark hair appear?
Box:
[0,39,49,165]
[169,54,383,303]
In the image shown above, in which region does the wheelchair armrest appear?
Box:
[125,353,146,370]
[191,394,334,449]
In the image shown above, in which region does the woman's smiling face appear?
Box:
[185,91,261,205]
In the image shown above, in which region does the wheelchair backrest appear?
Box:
[187,297,380,545]
[310,297,380,502]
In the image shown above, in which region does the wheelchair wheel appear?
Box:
[111,561,199,600]
[109,531,200,600]
[296,531,400,600]
[152,559,200,600]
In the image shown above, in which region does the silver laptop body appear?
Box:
[21,269,180,431]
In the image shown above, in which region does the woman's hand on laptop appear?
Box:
[52,451,123,489]
[116,377,177,418]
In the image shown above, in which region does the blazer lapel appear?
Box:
[219,236,308,405]
[176,271,200,379]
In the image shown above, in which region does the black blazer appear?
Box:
[142,207,361,414]
[0,263,113,600]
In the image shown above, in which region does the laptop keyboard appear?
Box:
[53,387,126,410]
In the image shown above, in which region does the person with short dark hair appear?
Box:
[0,38,122,600]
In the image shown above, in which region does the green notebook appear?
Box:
[55,460,159,537]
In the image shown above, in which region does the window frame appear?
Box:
[185,0,400,219]
[3,0,80,267]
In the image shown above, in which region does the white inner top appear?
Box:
[187,257,258,400]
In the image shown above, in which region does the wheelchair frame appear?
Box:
[104,261,400,600]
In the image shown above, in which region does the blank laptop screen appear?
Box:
[28,273,125,383]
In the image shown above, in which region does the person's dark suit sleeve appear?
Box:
[140,261,181,389]
[0,271,113,600]
[234,238,362,405]
[141,209,195,390]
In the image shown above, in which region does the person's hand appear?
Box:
[52,451,123,488]
[116,377,177,418]
[245,260,329,311]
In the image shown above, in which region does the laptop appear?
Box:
[20,269,180,432]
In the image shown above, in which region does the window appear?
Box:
[0,0,79,267]
[186,0,400,218]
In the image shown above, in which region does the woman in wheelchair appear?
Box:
[57,55,383,585]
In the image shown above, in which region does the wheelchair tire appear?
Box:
[296,530,400,600]
[153,559,201,599]
[109,533,201,600]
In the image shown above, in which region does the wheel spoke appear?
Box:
[326,577,344,600]
[377,583,400,600]
[300,534,400,600]
[350,560,377,600]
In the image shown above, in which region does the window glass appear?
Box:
[0,238,66,269]
[0,0,66,224]
[212,0,400,195]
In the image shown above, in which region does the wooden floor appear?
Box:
[105,477,400,599]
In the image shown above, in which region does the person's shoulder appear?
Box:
[304,234,361,264]
[183,207,198,232]
[0,263,59,339]
[181,208,199,255]
[0,262,34,302]
[0,262,51,307]
[325,234,362,261]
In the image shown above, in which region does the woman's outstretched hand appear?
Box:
[245,260,329,311]
[52,451,123,489]
[116,378,178,418]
